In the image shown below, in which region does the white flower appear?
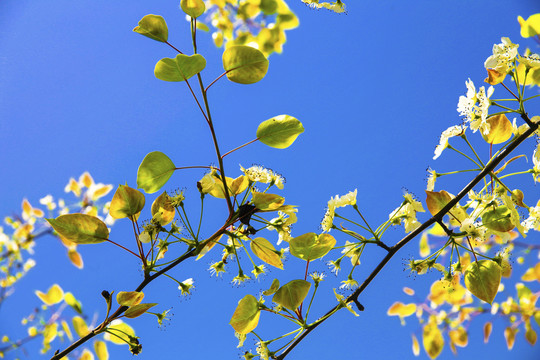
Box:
[39,195,56,211]
[484,37,519,74]
[426,169,437,191]
[320,189,358,232]
[240,165,285,189]
[518,53,540,69]
[433,125,466,160]
[457,79,494,135]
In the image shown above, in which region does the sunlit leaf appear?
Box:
[449,327,468,347]
[481,206,514,232]
[133,14,168,42]
[104,320,135,345]
[35,284,64,305]
[43,323,58,344]
[62,320,73,341]
[256,115,304,149]
[117,291,144,307]
[526,324,537,345]
[209,174,249,198]
[504,327,518,350]
[180,0,205,18]
[151,191,175,226]
[484,322,492,343]
[412,334,420,356]
[521,262,540,282]
[425,190,452,216]
[64,292,83,314]
[387,302,416,318]
[482,114,512,144]
[229,294,260,334]
[109,185,145,219]
[68,249,84,269]
[196,234,222,260]
[137,151,176,194]
[250,237,283,269]
[47,214,109,244]
[72,316,90,337]
[252,192,284,211]
[125,303,158,318]
[263,279,280,296]
[518,14,540,37]
[155,54,206,82]
[464,260,501,304]
[223,45,269,84]
[422,318,444,359]
[79,349,94,360]
[94,340,109,360]
[289,233,336,261]
[272,279,310,311]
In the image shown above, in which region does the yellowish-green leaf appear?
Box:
[250,237,283,269]
[449,327,468,347]
[180,0,205,18]
[272,279,310,311]
[256,115,304,149]
[419,233,430,258]
[137,151,176,194]
[289,233,336,261]
[104,320,135,345]
[481,206,514,232]
[518,14,540,38]
[260,0,278,15]
[504,327,518,350]
[196,234,222,260]
[72,316,90,338]
[263,278,280,296]
[482,114,512,144]
[109,185,145,219]
[35,284,64,305]
[79,349,94,360]
[94,340,109,360]
[387,302,416,318]
[229,294,260,334]
[464,260,501,304]
[412,334,420,356]
[62,320,73,341]
[47,214,109,244]
[64,292,83,314]
[252,192,285,211]
[151,191,175,226]
[116,291,144,307]
[43,323,58,344]
[521,262,540,282]
[125,303,157,318]
[68,249,84,269]
[155,54,206,82]
[423,318,444,359]
[484,322,492,343]
[425,190,452,216]
[526,324,537,345]
[223,45,269,84]
[133,14,168,42]
[209,174,249,198]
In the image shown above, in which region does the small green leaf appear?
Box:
[250,237,283,269]
[289,233,336,261]
[256,115,304,149]
[223,45,269,84]
[47,214,109,244]
[230,294,260,334]
[137,151,176,194]
[116,291,144,307]
[154,54,206,82]
[263,279,280,296]
[481,206,514,232]
[464,260,502,304]
[272,279,311,311]
[109,185,145,219]
[252,192,284,211]
[125,303,157,318]
[133,14,168,43]
[180,0,205,18]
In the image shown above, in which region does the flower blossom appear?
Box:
[484,37,519,74]
[457,79,494,135]
[320,189,357,232]
[433,125,466,160]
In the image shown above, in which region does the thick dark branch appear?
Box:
[276,117,538,360]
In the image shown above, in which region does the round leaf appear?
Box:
[272,279,311,311]
[256,115,304,149]
[47,214,109,244]
[154,54,206,82]
[137,151,176,194]
[109,185,145,219]
[289,233,336,261]
[180,0,205,18]
[133,14,168,42]
[223,45,269,84]
[425,190,452,216]
[464,260,502,304]
[482,114,513,144]
[229,294,260,334]
[250,237,283,269]
[481,206,514,232]
[262,279,280,296]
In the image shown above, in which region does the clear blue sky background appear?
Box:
[1,0,540,359]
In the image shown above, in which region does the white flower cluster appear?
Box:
[433,125,467,160]
[457,79,493,135]
[240,165,285,189]
[320,189,358,232]
[484,37,519,74]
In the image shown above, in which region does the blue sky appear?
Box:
[1,0,540,359]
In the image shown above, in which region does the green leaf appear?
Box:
[47,214,109,244]
[116,291,145,307]
[252,192,284,211]
[109,185,145,219]
[425,190,452,216]
[272,279,311,311]
[154,54,206,82]
[464,260,502,304]
[180,0,205,18]
[125,303,157,318]
[133,14,168,43]
[481,206,514,232]
[223,45,269,84]
[137,151,176,194]
[262,279,280,296]
[290,233,336,261]
[250,237,283,269]
[260,0,278,15]
[229,294,260,334]
[256,115,304,149]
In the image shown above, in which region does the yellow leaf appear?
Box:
[68,249,84,269]
[94,340,109,360]
[412,333,420,356]
[521,262,540,282]
[483,322,492,343]
[72,316,90,337]
[196,234,222,260]
[518,14,540,37]
[61,320,73,341]
[504,327,518,350]
[35,284,64,305]
[449,327,468,347]
[250,237,283,269]
[151,192,175,226]
[526,324,537,345]
[387,302,416,317]
[419,233,430,258]
[42,323,58,345]
[116,291,144,306]
[423,317,444,359]
[482,114,513,144]
[485,68,506,85]
[403,287,415,296]
[79,349,94,360]
[103,320,135,345]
